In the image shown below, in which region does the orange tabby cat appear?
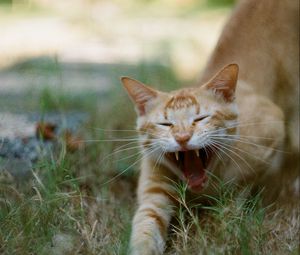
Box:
[121,0,299,254]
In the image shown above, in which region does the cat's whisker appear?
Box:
[119,140,162,152]
[210,133,275,140]
[101,146,160,186]
[228,119,284,129]
[210,140,256,175]
[210,138,272,165]
[110,140,141,151]
[81,138,149,143]
[159,150,167,166]
[203,146,209,160]
[207,145,225,166]
[209,135,287,153]
[210,142,247,180]
[91,127,138,132]
[101,144,143,162]
[234,118,285,126]
[83,132,166,143]
[112,149,145,163]
[206,119,285,136]
[152,148,166,173]
[91,126,166,139]
[79,136,169,144]
[100,140,162,163]
[92,127,158,136]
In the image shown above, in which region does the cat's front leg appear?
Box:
[129,165,177,255]
[130,193,175,255]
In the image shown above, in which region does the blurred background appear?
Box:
[0,0,233,186]
[0,0,233,101]
[1,1,299,255]
[10,1,300,255]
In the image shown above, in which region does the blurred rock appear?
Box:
[42,232,77,255]
[0,112,35,139]
[0,111,88,180]
[0,157,32,181]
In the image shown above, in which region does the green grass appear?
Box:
[0,0,298,253]
[0,60,180,254]
[0,61,299,255]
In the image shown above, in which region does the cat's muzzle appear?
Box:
[166,147,214,192]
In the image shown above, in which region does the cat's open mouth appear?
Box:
[166,148,213,191]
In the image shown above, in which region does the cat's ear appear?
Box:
[204,63,239,102]
[121,77,158,115]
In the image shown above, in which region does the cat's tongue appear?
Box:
[182,151,206,189]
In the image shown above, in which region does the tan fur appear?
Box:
[201,0,299,198]
[202,0,299,151]
[122,0,299,254]
[165,94,199,112]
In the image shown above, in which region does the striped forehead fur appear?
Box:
[164,92,199,118]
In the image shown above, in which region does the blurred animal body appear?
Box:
[121,0,299,254]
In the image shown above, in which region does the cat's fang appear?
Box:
[195,150,199,157]
[175,151,179,161]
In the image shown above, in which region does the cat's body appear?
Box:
[202,0,299,157]
[201,0,299,197]
[121,0,299,254]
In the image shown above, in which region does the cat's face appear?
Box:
[122,64,239,192]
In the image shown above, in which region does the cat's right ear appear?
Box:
[121,77,158,116]
[204,63,239,102]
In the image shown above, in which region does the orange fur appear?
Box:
[122,0,299,254]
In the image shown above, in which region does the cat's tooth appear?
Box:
[195,150,199,157]
[175,151,179,161]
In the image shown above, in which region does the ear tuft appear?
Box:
[205,63,239,102]
[121,77,158,115]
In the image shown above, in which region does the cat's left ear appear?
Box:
[121,77,159,116]
[204,63,239,102]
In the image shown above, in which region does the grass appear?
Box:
[0,60,179,254]
[0,0,299,248]
[0,60,299,255]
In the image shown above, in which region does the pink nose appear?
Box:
[174,132,191,145]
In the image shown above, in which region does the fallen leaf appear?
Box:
[36,122,57,140]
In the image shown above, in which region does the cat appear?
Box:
[121,0,299,254]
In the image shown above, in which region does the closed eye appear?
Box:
[157,122,173,127]
[194,115,210,122]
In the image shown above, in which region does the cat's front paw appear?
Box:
[129,236,164,255]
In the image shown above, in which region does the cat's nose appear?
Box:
[174,132,192,146]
